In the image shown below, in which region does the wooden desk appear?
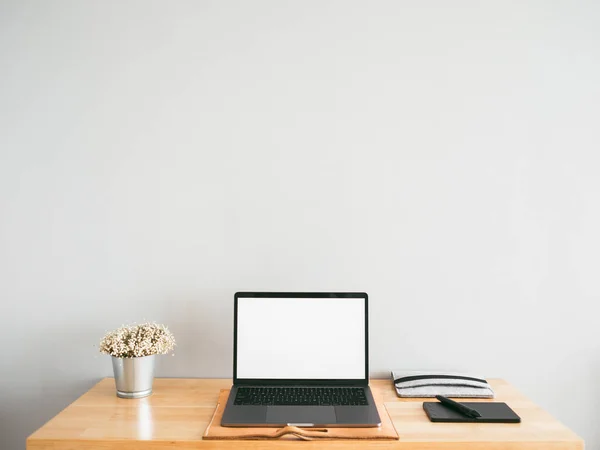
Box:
[27,378,583,449]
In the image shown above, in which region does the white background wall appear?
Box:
[1,1,599,448]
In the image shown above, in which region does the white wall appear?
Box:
[1,1,599,448]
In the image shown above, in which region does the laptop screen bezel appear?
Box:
[233,292,369,386]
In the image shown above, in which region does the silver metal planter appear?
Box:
[111,355,156,399]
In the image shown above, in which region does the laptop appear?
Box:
[221,292,381,427]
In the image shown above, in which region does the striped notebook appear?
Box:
[391,371,495,398]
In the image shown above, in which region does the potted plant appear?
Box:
[99,322,176,398]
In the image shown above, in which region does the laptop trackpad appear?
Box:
[266,406,336,425]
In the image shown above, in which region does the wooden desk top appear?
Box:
[27,378,583,449]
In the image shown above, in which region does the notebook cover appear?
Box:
[392,371,495,398]
[423,401,521,423]
[203,389,399,440]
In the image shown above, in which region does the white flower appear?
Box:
[99,322,176,358]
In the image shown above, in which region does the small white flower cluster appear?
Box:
[99,322,176,358]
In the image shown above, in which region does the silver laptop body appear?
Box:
[221,292,381,427]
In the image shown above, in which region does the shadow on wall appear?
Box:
[0,293,232,450]
[0,375,100,450]
[155,293,233,378]
[584,355,600,445]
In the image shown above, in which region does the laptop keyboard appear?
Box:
[234,387,368,406]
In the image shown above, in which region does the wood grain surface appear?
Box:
[27,378,584,449]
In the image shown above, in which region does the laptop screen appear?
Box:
[235,295,366,380]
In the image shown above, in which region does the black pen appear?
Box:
[435,395,481,418]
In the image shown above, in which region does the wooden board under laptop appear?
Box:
[204,389,398,440]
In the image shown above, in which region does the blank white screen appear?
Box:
[236,297,366,380]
